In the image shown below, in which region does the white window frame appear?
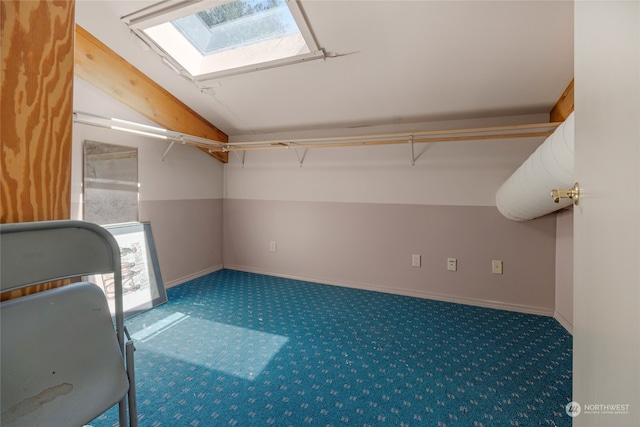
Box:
[121,0,324,85]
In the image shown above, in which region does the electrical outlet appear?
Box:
[492,260,503,274]
[412,254,421,267]
[269,241,277,252]
[447,258,457,272]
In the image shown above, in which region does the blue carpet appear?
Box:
[91,269,572,426]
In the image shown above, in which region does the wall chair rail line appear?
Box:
[0,220,138,427]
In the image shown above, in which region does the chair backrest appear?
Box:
[1,220,121,292]
[0,220,136,426]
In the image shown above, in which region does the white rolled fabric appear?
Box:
[496,112,574,221]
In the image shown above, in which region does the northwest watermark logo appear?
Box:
[566,401,630,417]
[565,402,581,417]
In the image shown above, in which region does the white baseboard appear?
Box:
[223,264,555,317]
[554,310,573,334]
[164,264,224,289]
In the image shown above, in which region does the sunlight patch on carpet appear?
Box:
[132,312,288,380]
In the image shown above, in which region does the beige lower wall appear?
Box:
[72,197,562,316]
[555,208,573,333]
[223,199,557,314]
[72,198,224,288]
[139,199,223,287]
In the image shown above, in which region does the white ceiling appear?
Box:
[76,1,574,138]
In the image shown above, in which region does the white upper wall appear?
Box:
[73,76,548,208]
[225,114,549,206]
[71,77,224,211]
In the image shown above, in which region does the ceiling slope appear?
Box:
[75,0,574,137]
[75,24,229,163]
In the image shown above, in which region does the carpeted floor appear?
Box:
[91,269,572,426]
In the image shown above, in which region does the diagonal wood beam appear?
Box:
[74,25,228,163]
[550,78,574,122]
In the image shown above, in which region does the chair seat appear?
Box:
[1,282,129,427]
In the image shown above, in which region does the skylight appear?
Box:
[123,0,323,82]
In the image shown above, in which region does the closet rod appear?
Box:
[228,122,561,147]
[74,110,558,153]
[73,110,226,150]
[225,131,555,152]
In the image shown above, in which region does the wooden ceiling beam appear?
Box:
[550,78,574,122]
[74,25,228,163]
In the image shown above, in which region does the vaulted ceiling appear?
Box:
[75,0,574,139]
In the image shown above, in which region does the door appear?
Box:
[573,2,639,426]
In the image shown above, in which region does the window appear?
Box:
[83,140,138,225]
[123,0,324,82]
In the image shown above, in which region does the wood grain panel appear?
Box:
[0,280,71,302]
[1,0,75,299]
[74,25,229,163]
[550,78,574,122]
[1,0,75,223]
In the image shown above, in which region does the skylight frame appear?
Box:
[122,0,324,84]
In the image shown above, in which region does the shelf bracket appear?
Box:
[233,150,246,168]
[409,136,415,166]
[294,148,307,168]
[161,141,175,162]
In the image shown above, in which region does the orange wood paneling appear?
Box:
[1,0,75,223]
[1,0,76,299]
[550,79,574,123]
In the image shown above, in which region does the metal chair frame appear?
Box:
[1,220,137,427]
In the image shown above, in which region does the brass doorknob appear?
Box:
[551,182,580,205]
